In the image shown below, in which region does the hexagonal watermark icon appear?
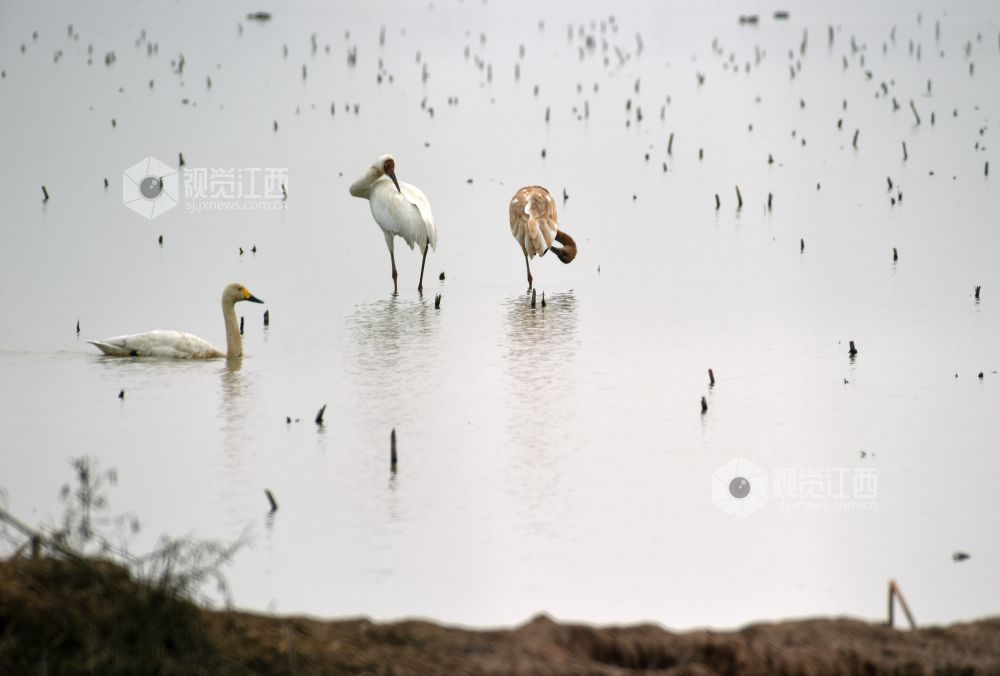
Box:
[122,156,179,219]
[712,457,768,519]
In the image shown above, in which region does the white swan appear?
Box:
[88,283,264,359]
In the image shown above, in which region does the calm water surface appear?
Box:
[0,0,998,629]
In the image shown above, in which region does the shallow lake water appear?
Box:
[1,0,998,629]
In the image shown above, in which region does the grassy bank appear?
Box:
[1,557,998,675]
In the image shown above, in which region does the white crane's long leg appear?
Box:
[418,244,428,294]
[524,252,533,291]
[384,231,398,294]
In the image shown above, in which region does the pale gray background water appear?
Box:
[1,0,998,629]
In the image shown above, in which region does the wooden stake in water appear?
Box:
[700,396,708,414]
[531,288,537,308]
[708,369,715,386]
[434,293,441,309]
[265,489,278,513]
[735,185,743,210]
[767,192,773,210]
[975,285,981,300]
[541,292,546,308]
[390,428,398,470]
[852,129,859,148]
[893,247,898,261]
[902,142,908,161]
[909,99,921,125]
[849,341,858,357]
[263,309,270,326]
[715,193,720,210]
[800,238,805,252]
[887,580,917,630]
[76,320,80,335]
[315,404,326,426]
[42,186,49,201]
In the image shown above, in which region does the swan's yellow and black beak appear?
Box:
[241,287,265,304]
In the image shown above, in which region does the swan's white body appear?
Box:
[88,283,264,359]
[350,154,437,292]
[89,330,224,359]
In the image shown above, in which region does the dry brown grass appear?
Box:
[1,557,998,675]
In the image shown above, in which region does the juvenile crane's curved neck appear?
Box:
[222,298,242,358]
[553,230,577,264]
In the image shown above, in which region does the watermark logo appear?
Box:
[182,167,288,214]
[122,156,179,219]
[711,457,769,519]
[712,458,878,519]
[122,157,288,218]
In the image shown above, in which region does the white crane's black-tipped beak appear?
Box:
[385,166,402,193]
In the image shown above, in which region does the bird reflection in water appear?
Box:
[502,291,579,536]
[218,356,258,528]
[346,295,440,418]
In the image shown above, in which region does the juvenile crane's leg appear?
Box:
[418,244,428,294]
[524,253,533,290]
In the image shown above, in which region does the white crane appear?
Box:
[87,283,264,359]
[349,154,437,294]
[509,186,577,289]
